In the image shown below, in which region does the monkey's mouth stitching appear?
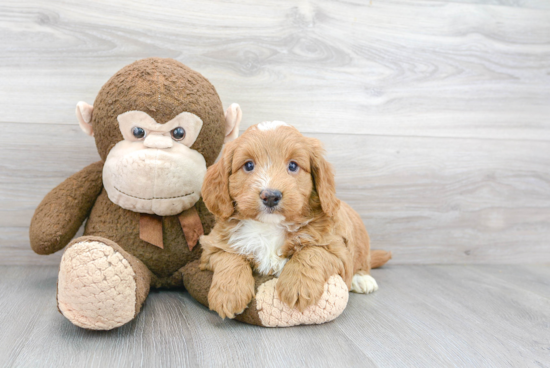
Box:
[114,186,194,200]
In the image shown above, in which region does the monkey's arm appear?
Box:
[30,161,104,255]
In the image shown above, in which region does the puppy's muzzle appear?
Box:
[260,189,282,208]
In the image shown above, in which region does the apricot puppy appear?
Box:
[200,121,390,319]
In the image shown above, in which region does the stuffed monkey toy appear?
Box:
[30,58,349,329]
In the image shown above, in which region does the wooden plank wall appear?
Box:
[1,0,549,265]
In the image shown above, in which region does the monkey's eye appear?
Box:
[288,161,299,173]
[243,161,255,172]
[132,127,146,139]
[171,127,186,141]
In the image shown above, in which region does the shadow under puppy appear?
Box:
[200,121,391,319]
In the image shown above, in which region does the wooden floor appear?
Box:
[0,264,548,367]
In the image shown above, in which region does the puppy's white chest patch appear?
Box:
[228,220,288,276]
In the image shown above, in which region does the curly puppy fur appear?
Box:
[200,122,391,318]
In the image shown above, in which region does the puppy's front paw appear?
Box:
[276,265,326,312]
[208,277,255,319]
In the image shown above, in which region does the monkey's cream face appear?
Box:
[103,111,207,216]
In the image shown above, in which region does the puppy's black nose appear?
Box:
[260,189,282,208]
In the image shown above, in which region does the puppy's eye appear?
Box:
[132,127,146,139]
[171,127,186,141]
[243,161,255,172]
[288,161,299,173]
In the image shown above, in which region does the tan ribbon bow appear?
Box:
[139,206,203,251]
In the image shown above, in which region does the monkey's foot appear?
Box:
[254,275,349,327]
[57,238,138,330]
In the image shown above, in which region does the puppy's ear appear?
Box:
[201,141,236,219]
[309,138,340,217]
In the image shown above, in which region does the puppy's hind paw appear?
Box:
[350,274,378,294]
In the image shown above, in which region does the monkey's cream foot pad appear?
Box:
[255,275,349,327]
[57,240,137,330]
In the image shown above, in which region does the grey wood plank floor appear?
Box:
[0,265,548,367]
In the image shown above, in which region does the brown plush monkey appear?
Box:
[30,58,348,329]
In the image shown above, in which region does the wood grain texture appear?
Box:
[0,0,549,140]
[1,0,549,265]
[0,265,548,367]
[1,123,548,265]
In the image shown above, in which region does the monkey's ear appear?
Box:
[224,103,242,143]
[76,101,94,136]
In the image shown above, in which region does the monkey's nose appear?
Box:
[144,134,173,149]
[260,189,282,208]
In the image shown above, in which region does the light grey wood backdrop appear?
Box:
[1,0,549,266]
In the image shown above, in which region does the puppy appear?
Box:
[200,121,391,319]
